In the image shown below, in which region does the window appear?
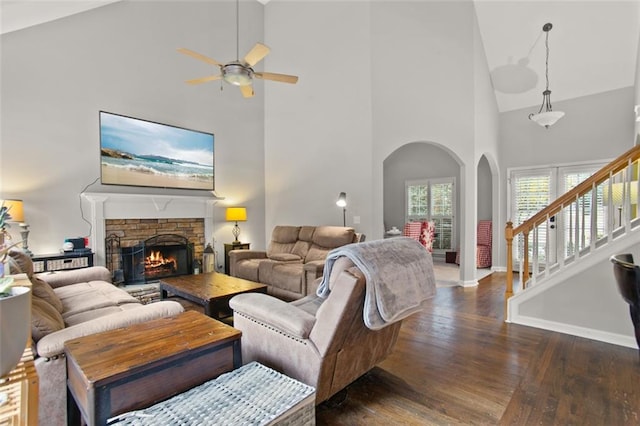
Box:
[509,162,605,265]
[406,178,455,251]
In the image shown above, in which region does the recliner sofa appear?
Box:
[228,225,362,300]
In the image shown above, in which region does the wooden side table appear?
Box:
[0,347,39,425]
[224,242,250,275]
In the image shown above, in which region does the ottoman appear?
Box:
[108,362,316,425]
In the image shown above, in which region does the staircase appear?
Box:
[505,144,640,348]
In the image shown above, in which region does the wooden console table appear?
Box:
[31,252,94,273]
[0,347,39,425]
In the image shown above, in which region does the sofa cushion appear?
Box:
[54,281,140,323]
[312,226,355,248]
[298,226,316,242]
[64,302,146,327]
[306,246,332,263]
[267,226,301,258]
[305,227,355,263]
[291,240,311,260]
[233,258,261,282]
[8,251,64,313]
[269,253,303,262]
[31,296,65,342]
[259,262,304,295]
[271,226,302,243]
[31,276,64,313]
[8,250,34,276]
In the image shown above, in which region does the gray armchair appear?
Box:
[229,257,402,403]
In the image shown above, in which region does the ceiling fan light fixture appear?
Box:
[528,22,564,129]
[222,63,253,86]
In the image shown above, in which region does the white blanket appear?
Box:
[316,237,436,330]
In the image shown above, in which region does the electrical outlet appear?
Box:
[353,216,360,224]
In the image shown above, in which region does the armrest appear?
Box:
[303,260,325,275]
[303,260,325,296]
[230,293,316,339]
[37,266,112,289]
[36,301,184,358]
[228,250,267,263]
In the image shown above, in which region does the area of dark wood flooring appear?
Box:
[315,271,640,425]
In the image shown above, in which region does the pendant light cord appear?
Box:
[544,28,550,92]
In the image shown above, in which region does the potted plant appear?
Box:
[0,276,31,377]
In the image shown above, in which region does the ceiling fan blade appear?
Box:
[177,48,222,67]
[254,72,299,84]
[243,42,270,67]
[240,85,255,98]
[185,74,223,85]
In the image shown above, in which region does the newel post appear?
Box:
[505,221,514,300]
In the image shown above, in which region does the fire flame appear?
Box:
[145,251,177,269]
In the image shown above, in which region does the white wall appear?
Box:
[264,1,373,239]
[0,1,267,260]
[263,2,502,286]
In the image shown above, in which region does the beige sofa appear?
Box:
[228,225,362,301]
[229,256,403,404]
[8,251,184,426]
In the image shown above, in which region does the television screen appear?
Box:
[100,111,214,191]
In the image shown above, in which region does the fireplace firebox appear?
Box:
[121,234,194,284]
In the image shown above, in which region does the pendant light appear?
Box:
[528,23,565,129]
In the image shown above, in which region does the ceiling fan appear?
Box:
[177,0,298,98]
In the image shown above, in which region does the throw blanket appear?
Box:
[317,237,436,330]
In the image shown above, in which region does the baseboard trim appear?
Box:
[511,315,638,349]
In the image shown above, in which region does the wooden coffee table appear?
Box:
[64,311,241,426]
[160,272,267,320]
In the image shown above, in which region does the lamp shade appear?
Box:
[225,207,247,222]
[336,192,347,208]
[0,199,24,223]
[529,111,565,128]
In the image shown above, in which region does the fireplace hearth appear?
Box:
[121,234,194,284]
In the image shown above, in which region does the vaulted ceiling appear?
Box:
[1,0,638,113]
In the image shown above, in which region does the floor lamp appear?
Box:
[336,192,347,227]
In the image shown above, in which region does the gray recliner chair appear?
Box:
[229,257,403,403]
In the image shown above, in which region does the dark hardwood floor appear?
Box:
[315,271,640,425]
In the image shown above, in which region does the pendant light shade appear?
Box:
[528,23,564,129]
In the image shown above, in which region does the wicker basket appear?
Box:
[108,362,316,425]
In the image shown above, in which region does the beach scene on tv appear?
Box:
[100,112,214,190]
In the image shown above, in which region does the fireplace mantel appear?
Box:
[82,192,222,267]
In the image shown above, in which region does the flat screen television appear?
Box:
[100,111,214,191]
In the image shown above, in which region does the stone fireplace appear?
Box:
[81,193,220,277]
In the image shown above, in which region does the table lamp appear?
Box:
[0,199,31,256]
[225,207,247,244]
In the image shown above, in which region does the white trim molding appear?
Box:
[82,192,222,266]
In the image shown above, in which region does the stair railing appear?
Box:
[505,144,640,300]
